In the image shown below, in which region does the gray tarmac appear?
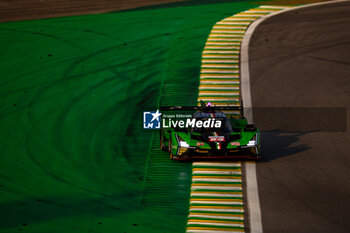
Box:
[249,1,350,232]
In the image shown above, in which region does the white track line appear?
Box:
[240,1,349,233]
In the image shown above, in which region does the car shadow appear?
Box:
[259,130,315,162]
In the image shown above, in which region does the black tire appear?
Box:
[169,138,173,160]
[249,146,261,159]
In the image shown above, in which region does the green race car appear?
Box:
[160,104,261,160]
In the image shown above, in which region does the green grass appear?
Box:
[0,1,257,232]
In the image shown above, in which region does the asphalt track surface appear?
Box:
[249,1,350,232]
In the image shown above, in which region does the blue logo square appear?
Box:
[143,110,161,129]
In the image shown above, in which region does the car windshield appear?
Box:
[192,112,233,133]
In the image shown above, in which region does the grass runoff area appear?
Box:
[0,0,325,232]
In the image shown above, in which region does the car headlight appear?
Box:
[179,141,190,148]
[247,135,257,146]
[178,136,190,148]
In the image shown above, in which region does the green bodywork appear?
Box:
[0,1,266,232]
[161,114,261,159]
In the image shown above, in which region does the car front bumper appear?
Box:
[172,146,260,160]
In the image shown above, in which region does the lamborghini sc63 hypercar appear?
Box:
[160,105,260,160]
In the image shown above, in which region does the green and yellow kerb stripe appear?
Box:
[197,5,293,109]
[187,162,245,233]
[188,5,292,233]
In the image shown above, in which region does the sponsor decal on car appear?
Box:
[196,142,204,146]
[231,142,240,146]
[209,136,225,142]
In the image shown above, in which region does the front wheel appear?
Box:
[249,146,261,159]
[169,138,174,160]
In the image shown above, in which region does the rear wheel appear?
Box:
[169,138,174,160]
